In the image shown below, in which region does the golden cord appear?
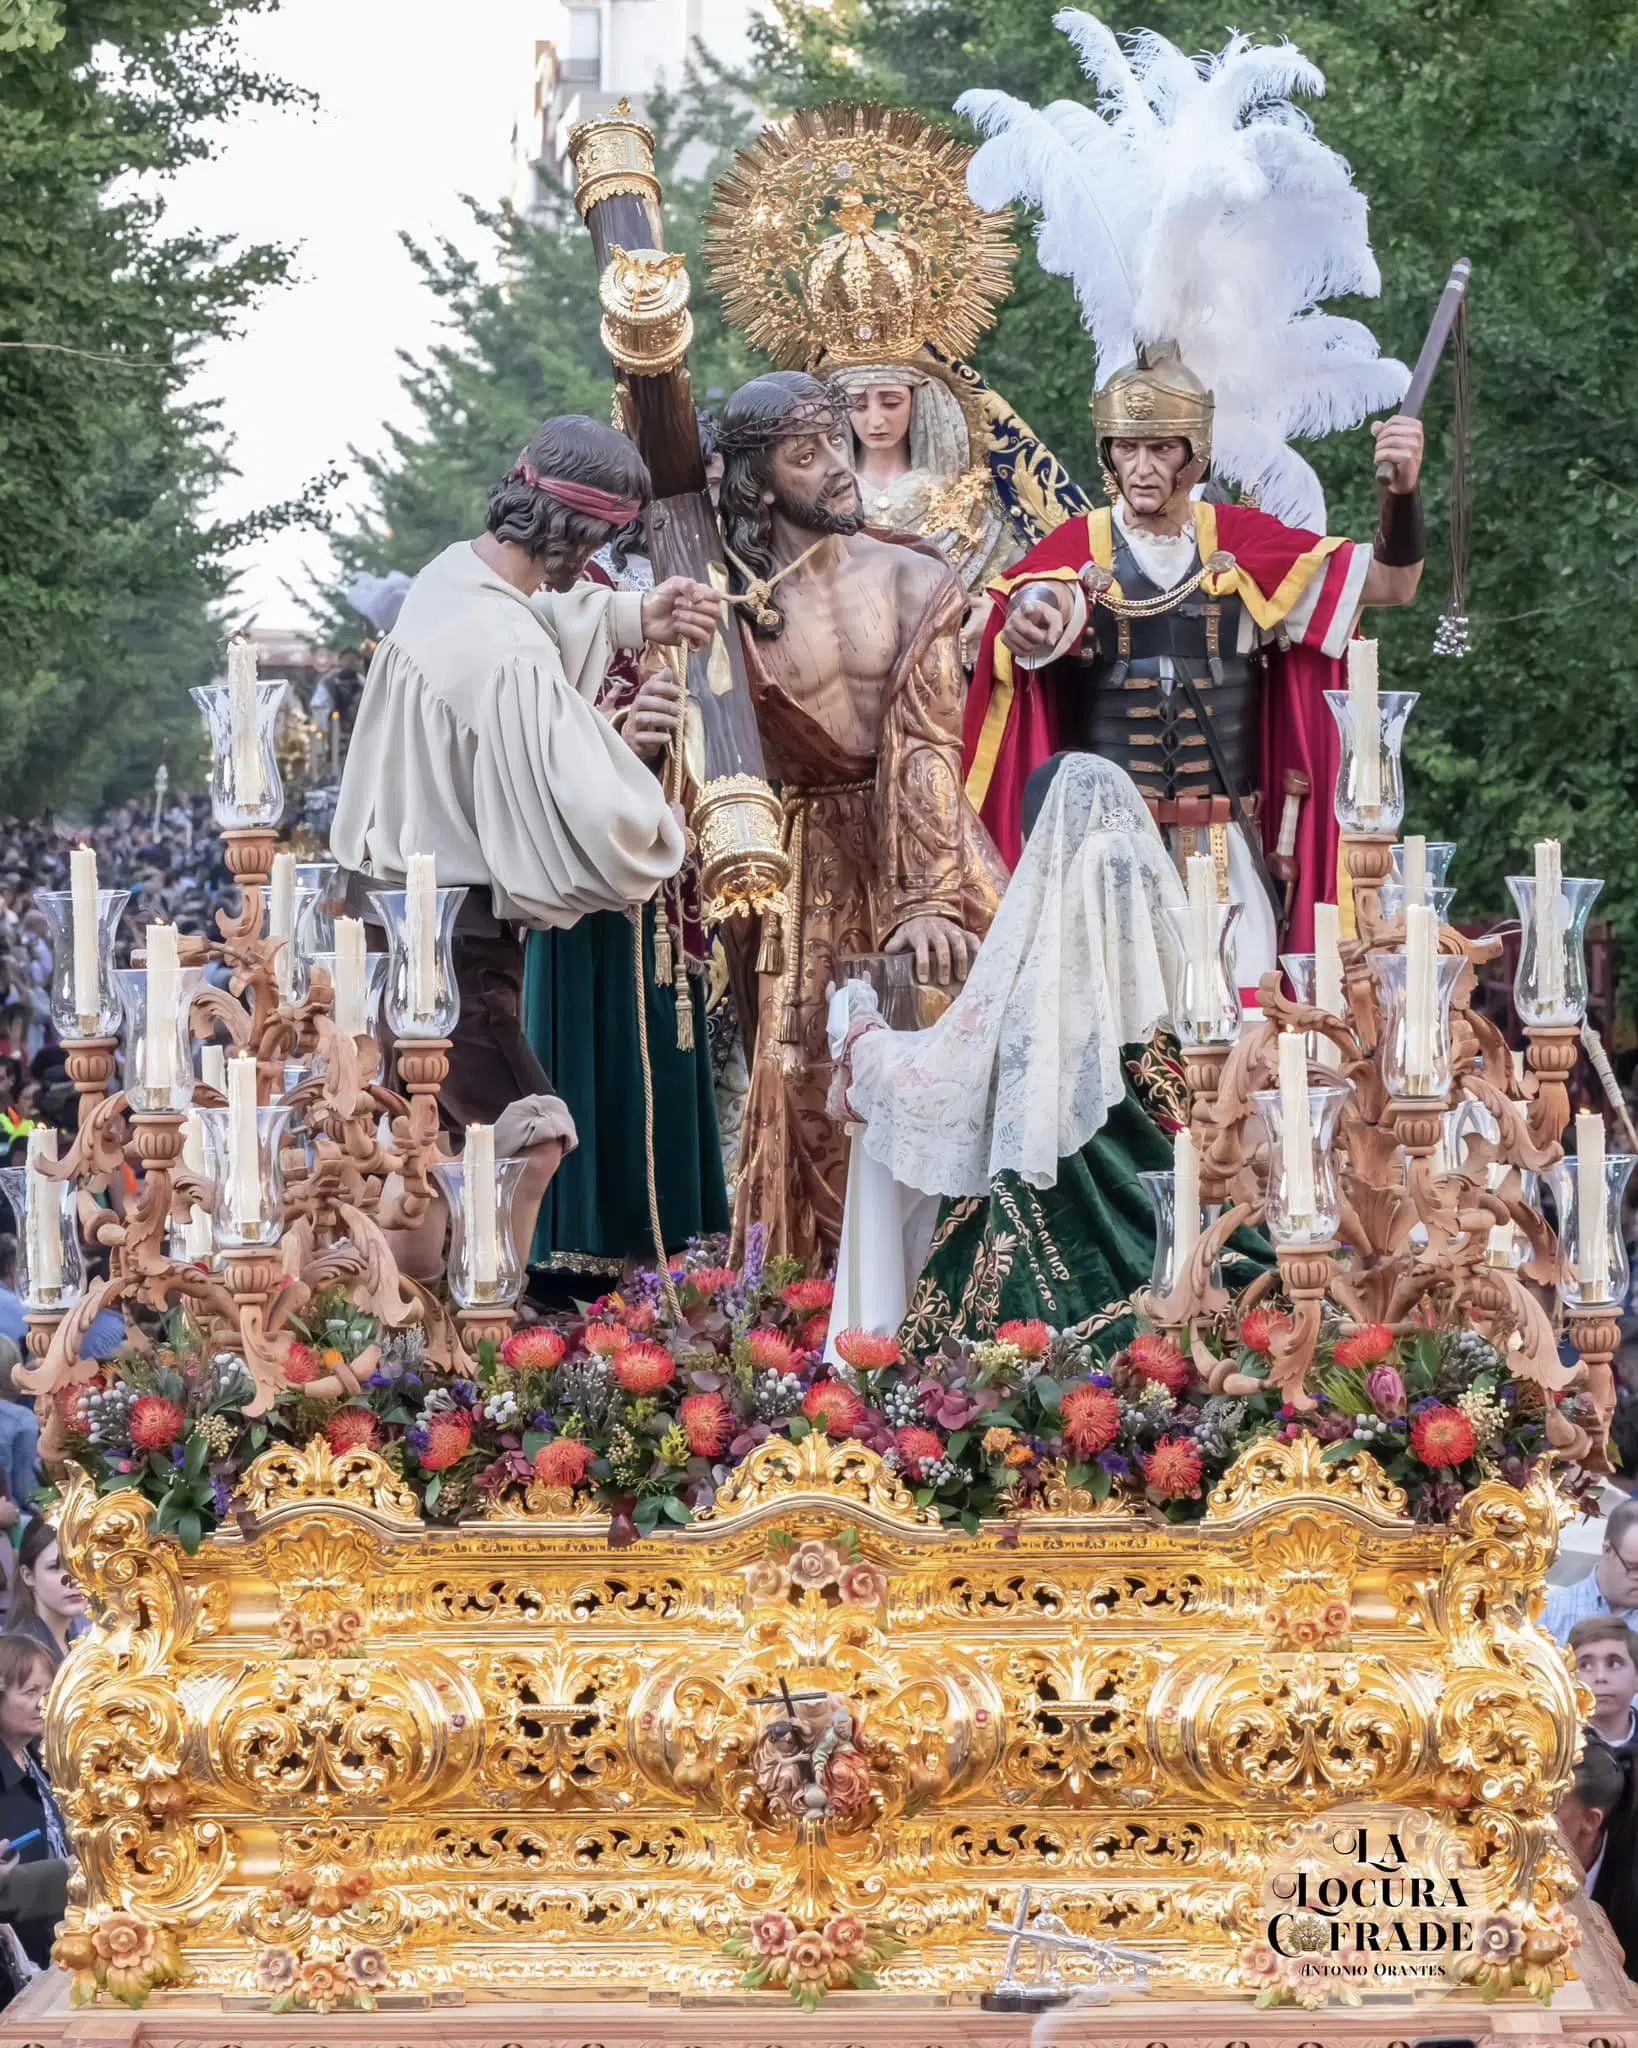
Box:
[632,906,682,1321]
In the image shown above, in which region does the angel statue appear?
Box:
[828,753,1271,1348]
[705,105,1089,615]
[957,16,1426,981]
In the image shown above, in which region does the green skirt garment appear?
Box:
[523,904,728,1274]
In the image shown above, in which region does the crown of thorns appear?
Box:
[713,384,847,455]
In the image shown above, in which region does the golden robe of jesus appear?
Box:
[734,540,1005,1269]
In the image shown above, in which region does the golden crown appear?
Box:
[705,105,1013,373]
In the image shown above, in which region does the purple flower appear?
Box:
[211,1477,231,1516]
[742,1220,767,1294]
[1090,1373,1114,1389]
[406,1426,430,1457]
[1365,1364,1406,1417]
[1097,1451,1131,1476]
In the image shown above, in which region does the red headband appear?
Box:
[508,461,642,526]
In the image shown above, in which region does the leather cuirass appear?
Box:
[1056,528,1264,804]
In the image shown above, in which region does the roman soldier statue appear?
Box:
[955,16,1428,977]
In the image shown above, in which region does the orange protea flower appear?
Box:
[1410,1404,1477,1468]
[583,1322,630,1357]
[1238,1307,1293,1356]
[1143,1435,1204,1500]
[833,1328,901,1370]
[894,1425,945,1477]
[56,1377,101,1433]
[745,1327,802,1376]
[799,1313,830,1353]
[782,1276,835,1314]
[326,1407,379,1454]
[624,1301,658,1335]
[685,1265,739,1299]
[283,1341,321,1386]
[1124,1330,1191,1395]
[534,1437,594,1488]
[679,1390,732,1456]
[1332,1322,1396,1370]
[129,1396,187,1453]
[1060,1382,1120,1457]
[996,1318,1052,1360]
[502,1327,566,1371]
[614,1340,676,1394]
[802,1380,865,1436]
[419,1411,472,1471]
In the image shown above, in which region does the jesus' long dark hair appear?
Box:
[717,371,842,642]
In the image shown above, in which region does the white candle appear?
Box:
[1314,900,1344,1072]
[181,1111,212,1261]
[465,1122,499,1290]
[1577,1109,1608,1298]
[1403,834,1428,909]
[227,637,265,808]
[406,853,437,1021]
[1348,638,1380,813]
[334,917,367,1037]
[1404,903,1438,1095]
[1172,1125,1199,1282]
[1277,1030,1316,1230]
[144,922,180,1102]
[227,1052,261,1223]
[269,851,296,1000]
[70,845,99,1029]
[1535,838,1565,1013]
[25,1127,61,1300]
[200,1043,227,1096]
[1185,853,1217,1035]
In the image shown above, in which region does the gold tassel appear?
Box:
[652,899,673,986]
[756,905,783,977]
[673,943,694,1052]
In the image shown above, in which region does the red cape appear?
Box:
[961,502,1354,951]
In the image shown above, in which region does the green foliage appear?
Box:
[0,0,301,813]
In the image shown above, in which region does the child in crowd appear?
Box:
[1571,1616,1638,1753]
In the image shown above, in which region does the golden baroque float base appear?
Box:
[41,1434,1587,2015]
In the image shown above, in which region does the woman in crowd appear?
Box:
[7,1523,84,1670]
[0,1634,70,1977]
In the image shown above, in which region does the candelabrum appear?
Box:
[1152,687,1618,1468]
[17,653,518,1449]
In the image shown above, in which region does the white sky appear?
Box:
[162,1,559,632]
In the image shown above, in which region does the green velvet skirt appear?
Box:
[523,905,728,1275]
[899,1052,1272,1355]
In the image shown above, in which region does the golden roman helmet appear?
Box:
[1092,341,1214,466]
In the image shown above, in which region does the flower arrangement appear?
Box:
[725,1909,904,2010]
[51,1242,1588,1552]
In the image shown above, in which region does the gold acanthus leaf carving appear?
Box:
[234,1436,422,1529]
[1205,1434,1409,1523]
[690,1431,940,1530]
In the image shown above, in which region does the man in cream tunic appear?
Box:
[332,414,720,1156]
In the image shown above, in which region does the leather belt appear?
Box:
[1144,793,1261,829]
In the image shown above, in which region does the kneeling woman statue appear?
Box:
[829,753,1266,1350]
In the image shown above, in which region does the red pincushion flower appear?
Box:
[782,1277,835,1315]
[685,1265,739,1299]
[1060,1382,1120,1457]
[1124,1331,1191,1395]
[614,1340,677,1394]
[57,1378,101,1433]
[502,1327,566,1372]
[1331,1323,1396,1370]
[326,1407,379,1455]
[799,1313,830,1353]
[894,1425,945,1477]
[679,1391,732,1456]
[997,1318,1052,1361]
[283,1341,321,1386]
[129,1395,187,1453]
[802,1380,865,1436]
[833,1328,901,1370]
[1143,1435,1205,1500]
[583,1322,630,1357]
[533,1438,594,1489]
[1239,1307,1293,1357]
[1410,1404,1477,1468]
[419,1411,472,1471]
[745,1327,802,1376]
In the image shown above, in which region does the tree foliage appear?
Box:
[0,0,298,812]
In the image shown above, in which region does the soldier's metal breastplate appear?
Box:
[1058,532,1263,804]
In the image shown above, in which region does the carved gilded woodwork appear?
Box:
[46,1436,1583,2008]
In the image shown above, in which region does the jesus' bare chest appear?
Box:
[754,554,906,752]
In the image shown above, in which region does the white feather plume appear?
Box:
[955,10,1408,528]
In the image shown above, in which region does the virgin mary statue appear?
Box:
[828,755,1267,1349]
